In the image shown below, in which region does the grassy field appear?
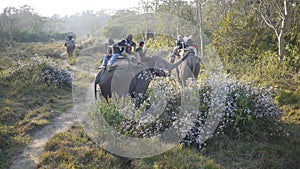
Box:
[0,41,299,169]
[0,42,73,168]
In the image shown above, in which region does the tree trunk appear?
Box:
[257,0,288,66]
[278,34,284,64]
[197,0,204,58]
[278,0,287,65]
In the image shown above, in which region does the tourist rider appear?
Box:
[107,34,137,66]
[170,35,184,64]
[99,37,115,69]
[135,41,147,62]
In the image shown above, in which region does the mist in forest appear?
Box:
[0,5,111,44]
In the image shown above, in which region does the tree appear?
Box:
[2,7,17,42]
[196,0,208,58]
[253,0,288,65]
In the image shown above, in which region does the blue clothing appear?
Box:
[100,47,113,68]
[108,37,136,65]
[102,55,109,67]
[108,53,120,65]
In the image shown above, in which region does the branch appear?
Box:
[272,0,284,17]
[254,7,279,37]
[261,14,279,37]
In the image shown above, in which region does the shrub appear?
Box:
[89,77,283,150]
[183,80,283,149]
[4,56,72,89]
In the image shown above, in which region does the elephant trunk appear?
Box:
[167,51,190,71]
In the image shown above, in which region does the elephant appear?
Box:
[65,40,76,57]
[171,48,200,86]
[94,52,190,107]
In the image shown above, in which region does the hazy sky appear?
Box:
[0,0,141,17]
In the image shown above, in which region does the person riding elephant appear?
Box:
[107,34,137,66]
[184,36,198,57]
[169,35,200,86]
[94,51,192,105]
[135,41,148,63]
[99,37,115,69]
[170,35,185,64]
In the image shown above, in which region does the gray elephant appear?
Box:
[171,48,200,86]
[64,37,76,58]
[94,52,190,107]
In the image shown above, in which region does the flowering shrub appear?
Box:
[89,77,181,138]
[89,77,283,150]
[183,80,283,149]
[4,56,72,88]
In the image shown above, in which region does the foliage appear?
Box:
[101,25,128,40]
[90,76,286,150]
[1,0,300,168]
[4,56,72,89]
[39,124,223,169]
[284,27,300,72]
[39,125,120,169]
[0,54,73,169]
[62,10,111,37]
[145,35,174,50]
[67,57,77,66]
[0,6,110,45]
[179,79,283,148]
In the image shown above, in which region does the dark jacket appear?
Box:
[117,38,136,53]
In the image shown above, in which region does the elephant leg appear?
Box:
[67,48,71,57]
[192,58,200,79]
[176,67,183,85]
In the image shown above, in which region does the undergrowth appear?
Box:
[39,124,222,169]
[0,54,73,169]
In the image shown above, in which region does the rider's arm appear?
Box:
[117,39,126,46]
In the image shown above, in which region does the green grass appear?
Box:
[0,44,73,169]
[202,126,300,169]
[38,75,300,169]
[0,81,72,169]
[39,124,222,169]
[1,41,299,169]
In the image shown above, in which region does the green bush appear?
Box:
[4,56,72,89]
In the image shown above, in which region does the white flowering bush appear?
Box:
[89,76,181,138]
[4,56,72,88]
[90,77,283,150]
[183,80,284,149]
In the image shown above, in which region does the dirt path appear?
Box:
[9,56,97,169]
[9,108,77,169]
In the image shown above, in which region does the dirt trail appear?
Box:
[9,108,76,169]
[9,56,96,169]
